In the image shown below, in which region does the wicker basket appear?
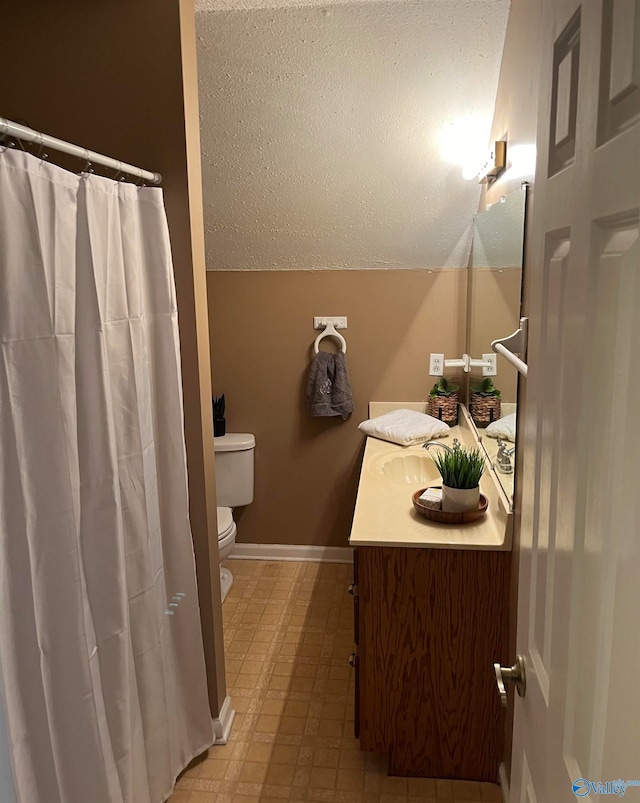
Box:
[469,393,501,427]
[427,393,458,426]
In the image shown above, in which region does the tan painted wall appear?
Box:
[207,269,466,548]
[0,0,225,716]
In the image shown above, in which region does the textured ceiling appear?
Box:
[196,0,510,270]
[202,0,450,12]
[197,0,503,14]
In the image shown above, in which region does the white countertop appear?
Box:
[348,404,513,551]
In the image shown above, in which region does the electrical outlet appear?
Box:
[429,353,445,376]
[482,353,497,376]
[314,316,347,329]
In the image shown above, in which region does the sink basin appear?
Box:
[369,452,441,485]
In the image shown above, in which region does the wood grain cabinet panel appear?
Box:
[355,546,509,780]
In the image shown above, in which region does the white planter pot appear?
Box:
[441,485,480,513]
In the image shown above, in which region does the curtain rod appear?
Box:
[0,117,162,185]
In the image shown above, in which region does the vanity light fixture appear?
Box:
[477,140,507,183]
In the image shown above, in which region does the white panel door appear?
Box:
[510,0,640,801]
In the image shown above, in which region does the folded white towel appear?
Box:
[485,412,516,442]
[358,408,449,446]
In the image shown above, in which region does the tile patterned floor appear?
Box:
[168,559,503,803]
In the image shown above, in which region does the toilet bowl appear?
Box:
[213,433,255,602]
[217,506,237,601]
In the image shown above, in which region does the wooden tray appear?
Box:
[412,486,488,524]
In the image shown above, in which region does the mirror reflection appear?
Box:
[467,185,527,501]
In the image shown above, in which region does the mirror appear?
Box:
[466,185,527,502]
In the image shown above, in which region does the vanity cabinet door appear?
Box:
[351,549,359,646]
[356,545,509,780]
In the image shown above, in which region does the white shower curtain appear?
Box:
[0,149,214,803]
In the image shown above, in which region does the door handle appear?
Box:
[494,655,526,707]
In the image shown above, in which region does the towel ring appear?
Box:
[314,322,347,355]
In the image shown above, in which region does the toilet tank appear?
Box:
[213,433,255,507]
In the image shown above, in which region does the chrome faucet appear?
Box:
[496,439,516,474]
[422,438,461,453]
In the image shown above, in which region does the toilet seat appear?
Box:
[217,506,234,540]
[216,506,237,592]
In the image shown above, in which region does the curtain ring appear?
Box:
[79,148,94,176]
[36,131,48,162]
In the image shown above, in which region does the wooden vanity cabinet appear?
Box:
[352,545,509,781]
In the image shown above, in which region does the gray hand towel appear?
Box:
[306,352,355,420]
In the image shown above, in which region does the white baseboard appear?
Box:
[212,695,235,745]
[499,762,509,801]
[230,543,353,564]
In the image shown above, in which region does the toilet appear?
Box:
[213,433,255,601]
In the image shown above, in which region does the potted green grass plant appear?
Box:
[429,442,485,512]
